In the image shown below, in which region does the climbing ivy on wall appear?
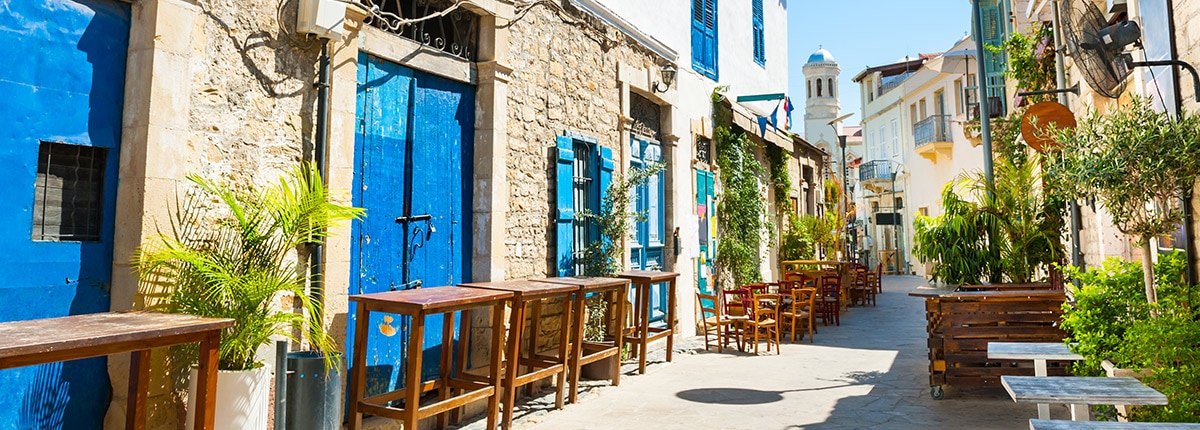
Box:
[712,90,770,287]
[765,144,792,211]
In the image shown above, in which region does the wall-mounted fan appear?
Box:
[1059,0,1200,101]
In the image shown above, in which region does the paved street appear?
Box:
[486,275,1069,429]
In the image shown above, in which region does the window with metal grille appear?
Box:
[572,141,594,276]
[361,0,479,61]
[691,0,719,80]
[32,141,107,242]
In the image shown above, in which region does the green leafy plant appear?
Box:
[1061,252,1199,422]
[966,152,1063,283]
[989,23,1056,105]
[1051,98,1200,304]
[134,164,363,371]
[912,181,994,285]
[579,162,666,277]
[711,93,771,288]
[779,215,814,262]
[765,144,792,210]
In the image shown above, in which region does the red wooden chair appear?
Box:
[817,273,841,326]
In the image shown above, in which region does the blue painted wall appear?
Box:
[0,0,129,428]
[350,55,475,399]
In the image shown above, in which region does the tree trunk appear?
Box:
[1141,239,1159,305]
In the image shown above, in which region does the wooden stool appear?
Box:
[617,270,679,375]
[460,280,578,430]
[537,276,630,404]
[347,287,512,430]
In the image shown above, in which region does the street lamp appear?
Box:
[828,113,854,260]
[890,162,906,275]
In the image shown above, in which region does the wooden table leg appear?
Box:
[555,296,570,409]
[526,299,542,398]
[612,287,625,386]
[638,282,650,375]
[451,309,472,425]
[666,278,676,363]
[1071,403,1091,421]
[488,302,506,430]
[569,291,586,404]
[125,349,150,430]
[404,313,426,430]
[347,305,371,430]
[502,299,526,430]
[438,311,455,430]
[194,330,220,430]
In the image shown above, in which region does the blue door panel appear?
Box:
[630,138,668,325]
[0,0,129,428]
[349,55,475,396]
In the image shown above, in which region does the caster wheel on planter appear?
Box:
[930,385,945,400]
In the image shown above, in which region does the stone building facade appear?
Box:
[0,0,823,429]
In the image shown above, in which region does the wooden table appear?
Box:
[990,342,1084,419]
[0,311,232,430]
[1029,419,1200,429]
[537,276,629,404]
[1002,376,1168,421]
[459,280,578,430]
[617,270,679,375]
[347,287,513,430]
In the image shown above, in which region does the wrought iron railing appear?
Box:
[360,0,479,61]
[858,160,892,182]
[913,115,951,147]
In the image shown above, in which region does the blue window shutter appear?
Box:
[691,0,719,80]
[555,135,575,276]
[752,0,764,65]
[597,145,615,246]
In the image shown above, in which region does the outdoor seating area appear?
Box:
[697,260,884,356]
[345,271,678,430]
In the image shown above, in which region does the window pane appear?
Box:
[33,141,107,242]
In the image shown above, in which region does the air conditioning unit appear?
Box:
[297,0,346,40]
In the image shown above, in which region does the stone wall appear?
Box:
[106,0,327,428]
[502,3,660,279]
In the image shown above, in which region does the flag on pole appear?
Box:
[769,102,780,131]
[782,96,794,130]
[757,115,769,139]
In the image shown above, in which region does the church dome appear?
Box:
[807,48,835,64]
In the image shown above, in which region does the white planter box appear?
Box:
[186,366,270,430]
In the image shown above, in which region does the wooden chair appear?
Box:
[850,267,876,307]
[781,287,816,343]
[696,292,741,352]
[745,293,781,355]
[818,273,841,326]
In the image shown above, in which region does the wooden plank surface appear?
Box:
[459,279,577,300]
[0,311,232,361]
[350,286,512,312]
[989,342,1083,361]
[616,270,679,283]
[1002,376,1168,405]
[537,276,630,292]
[1030,419,1200,429]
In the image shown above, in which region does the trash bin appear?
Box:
[285,351,343,430]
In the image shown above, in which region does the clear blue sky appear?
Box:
[788,1,973,134]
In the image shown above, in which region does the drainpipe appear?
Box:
[311,40,331,323]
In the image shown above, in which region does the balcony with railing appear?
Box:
[857,159,893,193]
[912,115,953,163]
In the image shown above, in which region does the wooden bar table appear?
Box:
[989,342,1084,419]
[536,276,629,404]
[617,270,679,375]
[459,279,578,430]
[1002,376,1168,421]
[0,311,232,430]
[347,287,512,430]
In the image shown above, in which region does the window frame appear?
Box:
[751,0,765,66]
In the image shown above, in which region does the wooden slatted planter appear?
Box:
[911,284,1071,399]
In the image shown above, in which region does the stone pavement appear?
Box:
[450,275,1072,429]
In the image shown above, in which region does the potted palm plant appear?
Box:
[134,164,362,429]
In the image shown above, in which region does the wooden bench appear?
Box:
[1029,419,1200,429]
[0,311,232,430]
[989,342,1083,419]
[1002,376,1168,421]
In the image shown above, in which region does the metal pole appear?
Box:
[972,0,995,188]
[892,171,900,274]
[840,135,849,260]
[1052,0,1084,274]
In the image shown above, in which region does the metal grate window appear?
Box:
[362,0,480,61]
[32,142,107,242]
[572,141,593,276]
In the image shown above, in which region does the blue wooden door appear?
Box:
[0,1,128,428]
[696,170,715,294]
[630,137,668,324]
[349,55,474,398]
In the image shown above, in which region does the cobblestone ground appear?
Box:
[444,275,1068,429]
